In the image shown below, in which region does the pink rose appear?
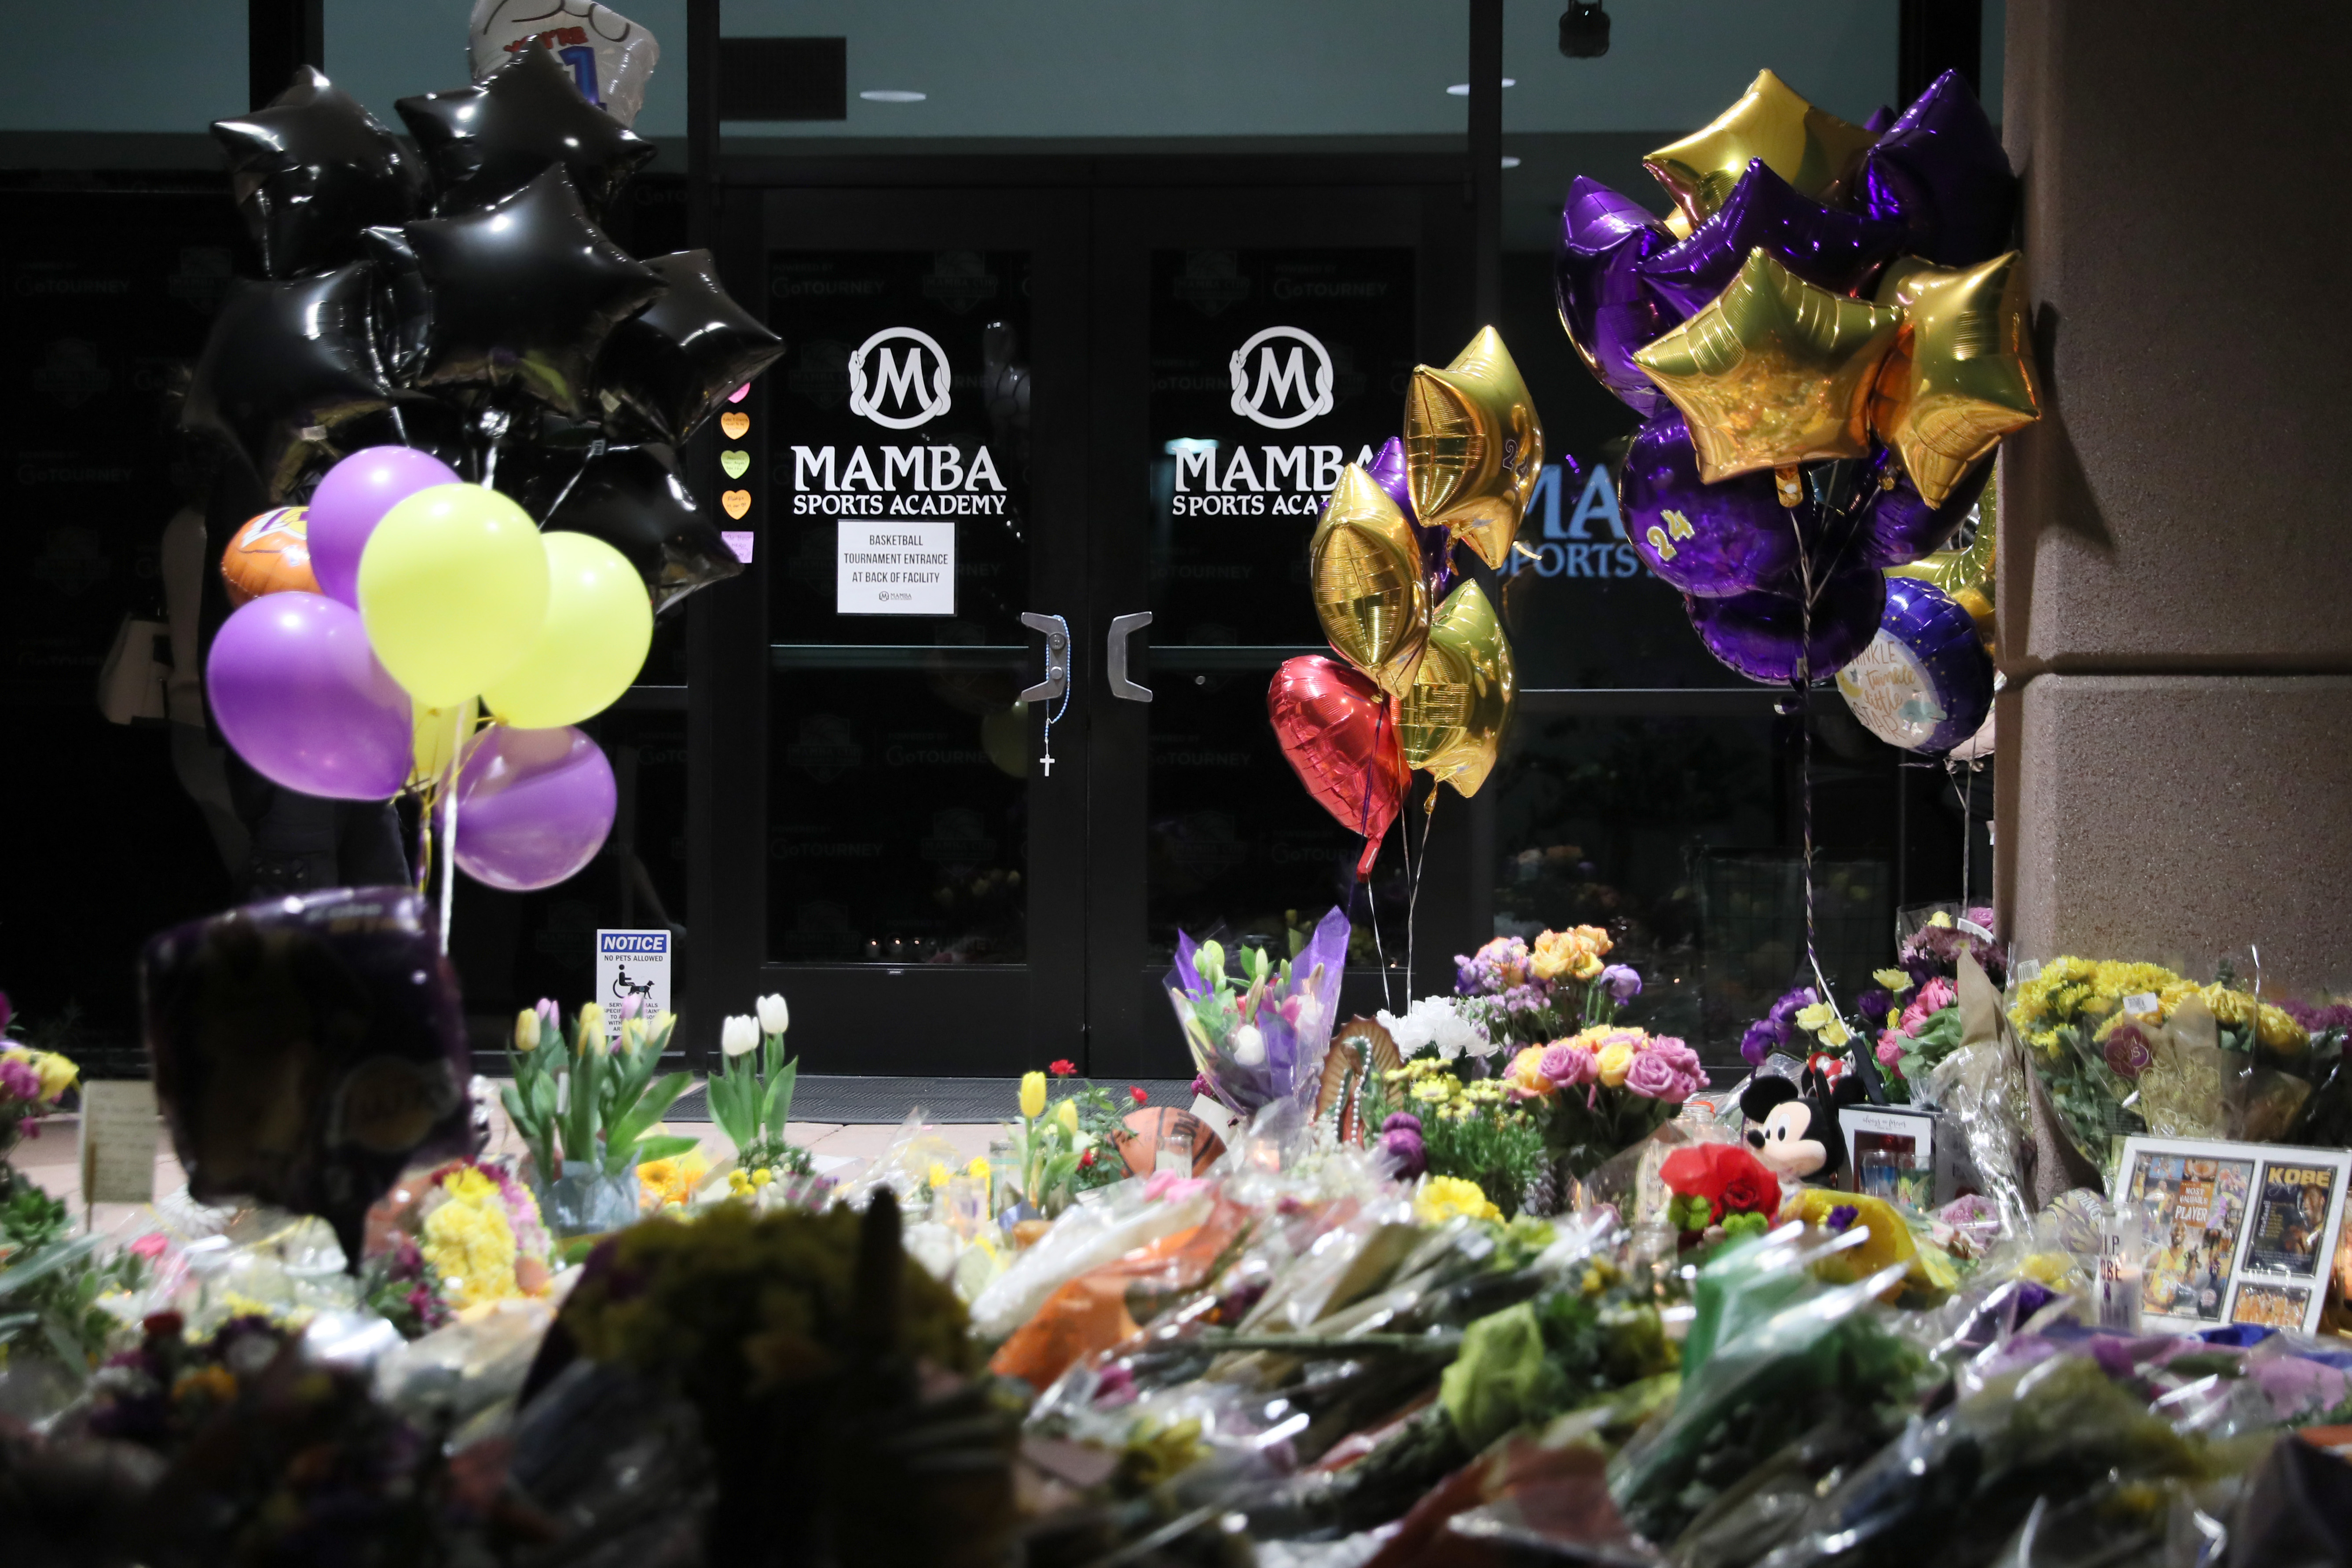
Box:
[1623,1047,1682,1100]
[1898,975,1956,1036]
[1637,1037,1704,1103]
[1876,1036,1903,1066]
[1540,1042,1594,1086]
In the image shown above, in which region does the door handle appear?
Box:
[1019,611,1069,703]
[1107,612,1153,702]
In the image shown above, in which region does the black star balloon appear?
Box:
[594,250,786,446]
[182,262,393,501]
[404,165,665,417]
[538,443,745,614]
[212,66,429,278]
[358,224,432,382]
[396,40,656,215]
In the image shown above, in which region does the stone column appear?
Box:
[1996,0,2352,989]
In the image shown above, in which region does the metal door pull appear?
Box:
[1107,612,1152,702]
[1020,611,1069,703]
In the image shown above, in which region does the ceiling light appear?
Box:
[859,89,927,103]
[1501,155,1522,169]
[1445,78,1516,95]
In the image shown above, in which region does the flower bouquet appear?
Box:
[710,992,813,1178]
[1659,1142,1780,1247]
[1446,927,1632,1050]
[502,999,697,1234]
[1360,1059,1550,1217]
[1504,1025,1706,1178]
[1001,1062,1132,1217]
[1166,906,1349,1121]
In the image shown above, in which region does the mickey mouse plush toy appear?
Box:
[1740,1066,1866,1187]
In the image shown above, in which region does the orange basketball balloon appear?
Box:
[220,506,319,607]
[1118,1106,1224,1177]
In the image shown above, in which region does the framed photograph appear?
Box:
[2116,1136,2352,1337]
[1841,1106,1936,1209]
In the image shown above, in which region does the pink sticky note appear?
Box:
[722,530,755,564]
[726,383,751,403]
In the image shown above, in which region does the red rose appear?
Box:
[1049,1059,1077,1077]
[1080,1147,1097,1168]
[1660,1147,1730,1215]
[1129,1085,1149,1104]
[1714,1146,1780,1216]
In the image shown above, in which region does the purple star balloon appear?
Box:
[1856,69,2017,267]
[1554,177,1681,417]
[1854,456,1991,570]
[1621,411,1801,596]
[1687,564,1887,684]
[1367,435,1458,603]
[1635,158,1905,319]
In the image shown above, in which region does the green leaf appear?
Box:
[500,1083,534,1136]
[608,1070,692,1154]
[631,1134,702,1163]
[761,1058,798,1139]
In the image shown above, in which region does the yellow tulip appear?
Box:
[1018,1071,1047,1120]
[513,1008,538,1052]
[1055,1097,1080,1134]
[1596,1040,1635,1088]
[966,1155,990,1179]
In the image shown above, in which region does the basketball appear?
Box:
[1118,1105,1224,1177]
[221,506,319,607]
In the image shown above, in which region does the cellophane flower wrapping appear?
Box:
[1166,906,1349,1118]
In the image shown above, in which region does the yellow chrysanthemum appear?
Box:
[2199,985,2310,1053]
[638,1153,709,1212]
[421,1169,521,1308]
[1415,1175,1501,1226]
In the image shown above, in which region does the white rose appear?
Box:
[756,993,791,1035]
[720,1015,759,1058]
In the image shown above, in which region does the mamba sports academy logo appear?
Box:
[848,326,953,429]
[1228,326,1334,429]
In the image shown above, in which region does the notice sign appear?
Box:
[838,520,955,615]
[78,1079,158,1205]
[595,928,671,1043]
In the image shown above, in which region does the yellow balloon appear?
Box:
[409,697,479,789]
[1869,251,2040,507]
[1404,328,1545,572]
[1634,248,1904,482]
[359,484,550,707]
[481,532,652,728]
[1311,465,1429,703]
[1396,579,1515,799]
[1643,68,1879,229]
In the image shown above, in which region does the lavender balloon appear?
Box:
[1687,566,1886,684]
[454,725,617,891]
[1367,435,1457,602]
[207,590,415,799]
[307,444,462,606]
[1622,412,1801,596]
[1834,576,1994,754]
[1855,456,1991,569]
[1635,158,1904,318]
[1554,177,1681,417]
[1856,69,2017,267]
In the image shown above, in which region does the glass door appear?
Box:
[714,188,1091,1075]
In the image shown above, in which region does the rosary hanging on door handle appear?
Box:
[1019,611,1072,777]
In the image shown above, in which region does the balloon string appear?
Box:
[438,707,463,954]
[1953,757,1974,904]
[1406,786,1436,999]
[543,438,607,526]
[1788,509,1819,996]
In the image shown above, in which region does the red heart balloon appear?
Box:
[1268,655,1409,876]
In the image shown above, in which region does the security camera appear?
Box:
[1559,2,1610,58]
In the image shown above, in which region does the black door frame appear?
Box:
[687,152,1483,1077]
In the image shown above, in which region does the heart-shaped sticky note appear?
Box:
[720,411,750,440]
[721,450,750,479]
[722,489,752,520]
[727,384,751,404]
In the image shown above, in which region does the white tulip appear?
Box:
[721,1015,759,1058]
[756,993,791,1035]
[1231,1024,1265,1068]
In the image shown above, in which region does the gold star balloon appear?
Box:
[1311,464,1430,703]
[1634,248,1904,481]
[1644,69,1880,229]
[1870,250,2040,507]
[1396,579,1515,799]
[1404,327,1545,572]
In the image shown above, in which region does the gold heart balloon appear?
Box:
[1404,327,1545,572]
[1396,579,1515,798]
[1634,248,1904,482]
[1311,464,1429,702]
[1644,68,1879,229]
[1869,251,2040,508]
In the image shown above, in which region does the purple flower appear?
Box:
[1599,965,1642,1003]
[0,1057,38,1103]
[1742,986,1819,1064]
[0,990,12,1033]
[1381,1112,1424,1135]
[1826,1205,1859,1232]
[1855,988,1892,1026]
[1379,1125,1428,1179]
[2281,999,2352,1036]
[1739,1019,1779,1066]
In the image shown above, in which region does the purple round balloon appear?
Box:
[1634,158,1905,319]
[307,445,462,606]
[206,590,415,799]
[1554,177,1681,416]
[454,725,617,892]
[1856,69,2017,267]
[1840,577,1994,754]
[1621,412,1801,596]
[1687,566,1887,684]
[1367,434,1458,602]
[1855,456,1991,570]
